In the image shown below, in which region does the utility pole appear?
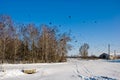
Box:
[108,44,110,59]
[108,44,110,55]
[114,50,116,59]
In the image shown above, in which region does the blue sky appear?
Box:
[0,0,120,56]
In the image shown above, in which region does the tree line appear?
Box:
[0,15,71,63]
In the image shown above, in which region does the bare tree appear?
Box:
[58,33,71,61]
[79,43,89,58]
[20,24,29,62]
[0,15,14,63]
[13,27,21,63]
[27,24,39,62]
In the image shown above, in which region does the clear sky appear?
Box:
[0,0,120,56]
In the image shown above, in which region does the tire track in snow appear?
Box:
[70,59,94,80]
[71,59,118,80]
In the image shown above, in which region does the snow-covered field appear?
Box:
[0,59,120,80]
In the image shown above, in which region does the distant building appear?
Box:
[99,53,109,59]
[99,53,120,60]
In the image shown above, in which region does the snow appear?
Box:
[0,59,120,80]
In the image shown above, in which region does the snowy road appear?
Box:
[0,59,120,80]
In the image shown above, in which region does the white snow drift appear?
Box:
[0,59,120,80]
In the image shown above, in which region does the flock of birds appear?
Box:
[49,16,97,26]
[48,16,98,43]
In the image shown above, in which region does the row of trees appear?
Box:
[0,15,71,63]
